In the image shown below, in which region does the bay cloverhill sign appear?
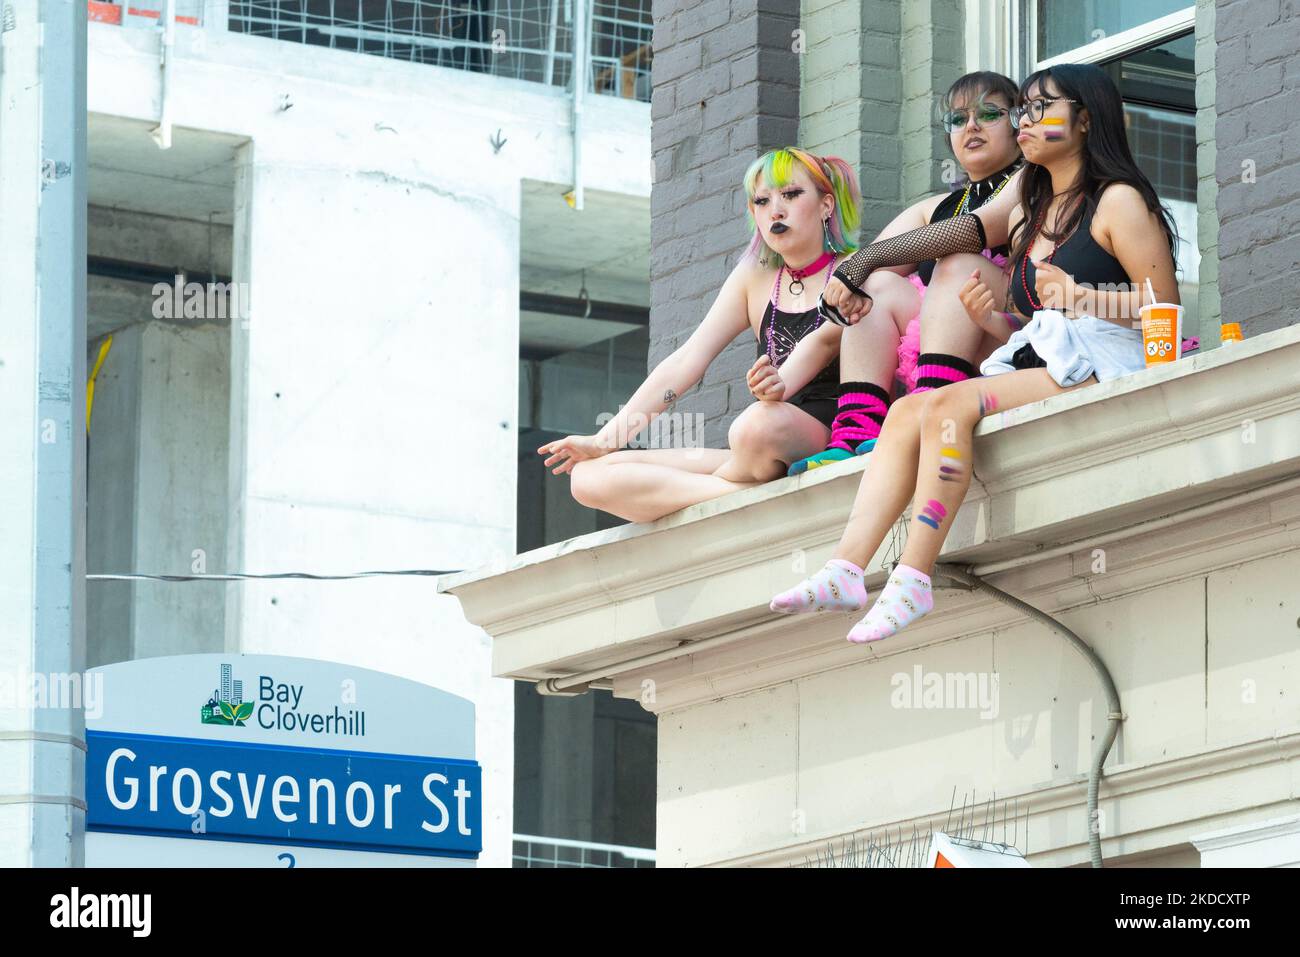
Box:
[85,654,481,866]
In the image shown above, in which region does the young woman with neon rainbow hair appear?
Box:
[741,146,859,265]
[537,145,920,524]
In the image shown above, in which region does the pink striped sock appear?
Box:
[910,353,978,394]
[826,383,890,453]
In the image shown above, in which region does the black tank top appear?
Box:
[916,159,1021,286]
[757,305,840,404]
[1009,201,1131,317]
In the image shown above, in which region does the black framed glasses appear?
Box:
[1010,95,1080,129]
[941,105,1010,133]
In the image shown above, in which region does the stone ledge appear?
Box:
[440,324,1300,683]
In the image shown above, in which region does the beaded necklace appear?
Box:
[1019,202,1067,312]
[952,166,1016,219]
[766,254,839,366]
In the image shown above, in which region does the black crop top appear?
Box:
[757,305,840,404]
[915,160,1020,286]
[1009,201,1131,317]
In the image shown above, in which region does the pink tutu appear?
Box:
[896,272,925,393]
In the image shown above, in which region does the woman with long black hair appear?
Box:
[767,63,1179,643]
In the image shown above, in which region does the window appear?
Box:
[228,1,652,101]
[1104,32,1199,304]
[1036,0,1191,61]
[1018,3,1200,316]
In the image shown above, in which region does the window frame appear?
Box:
[1027,3,1195,69]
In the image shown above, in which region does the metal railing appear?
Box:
[513,832,656,867]
[228,1,652,101]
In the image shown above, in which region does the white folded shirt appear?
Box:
[980,309,1146,387]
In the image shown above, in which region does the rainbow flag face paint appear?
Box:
[939,447,964,482]
[918,498,947,530]
[978,391,999,416]
[1042,116,1066,140]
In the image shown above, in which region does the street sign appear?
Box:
[85,654,481,867]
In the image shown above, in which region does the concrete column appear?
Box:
[86,326,144,668]
[207,0,230,32]
[87,321,229,665]
[0,0,88,867]
[899,0,965,205]
[799,0,905,239]
[224,141,518,866]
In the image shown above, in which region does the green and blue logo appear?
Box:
[200,663,253,727]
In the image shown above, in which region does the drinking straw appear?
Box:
[1145,278,1156,306]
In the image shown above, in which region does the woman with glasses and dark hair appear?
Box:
[786,71,1025,475]
[768,63,1178,644]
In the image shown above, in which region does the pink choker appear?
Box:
[786,251,836,280]
[784,251,836,295]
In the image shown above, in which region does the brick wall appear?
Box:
[1215,0,1300,337]
[802,0,964,235]
[649,0,800,448]
[800,0,904,240]
[900,0,965,204]
[1194,0,1220,341]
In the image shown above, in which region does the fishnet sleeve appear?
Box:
[818,213,989,326]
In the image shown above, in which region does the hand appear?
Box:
[747,355,786,401]
[1033,261,1076,313]
[537,434,613,476]
[817,276,873,326]
[958,269,996,329]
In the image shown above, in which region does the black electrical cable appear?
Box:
[88,569,462,583]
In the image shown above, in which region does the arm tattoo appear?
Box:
[663,389,677,405]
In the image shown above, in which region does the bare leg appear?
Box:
[974,330,1003,367]
[829,391,925,568]
[919,253,1011,362]
[574,460,765,524]
[837,270,918,382]
[828,369,1092,571]
[571,402,829,523]
[712,400,830,482]
[767,388,928,617]
[843,369,1098,642]
[772,369,1101,630]
[898,369,1097,574]
[572,447,733,524]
